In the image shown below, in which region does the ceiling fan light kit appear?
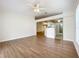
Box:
[34,8,40,12]
[33,4,40,13]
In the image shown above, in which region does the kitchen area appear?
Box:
[37,19,63,40]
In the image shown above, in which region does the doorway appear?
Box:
[36,18,63,40]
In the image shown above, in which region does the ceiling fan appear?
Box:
[32,3,45,13]
[26,0,45,13]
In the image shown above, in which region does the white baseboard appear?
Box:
[63,39,79,56]
[63,39,73,42]
[0,35,36,43]
[74,41,79,56]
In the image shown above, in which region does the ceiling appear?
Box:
[34,0,77,19]
[1,0,77,19]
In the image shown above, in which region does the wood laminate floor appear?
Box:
[0,34,78,58]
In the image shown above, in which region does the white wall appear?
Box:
[63,1,79,56]
[0,13,2,39]
[0,5,3,40]
[0,18,3,40]
[76,2,79,46]
[0,0,36,42]
[0,11,1,39]
[74,3,79,56]
[1,12,36,42]
[63,10,79,56]
[63,11,76,41]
